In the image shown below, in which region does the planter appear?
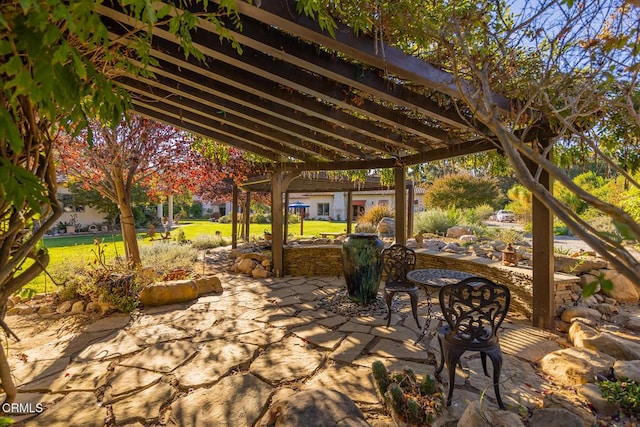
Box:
[66,225,76,234]
[342,233,384,303]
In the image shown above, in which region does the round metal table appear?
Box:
[406,269,473,343]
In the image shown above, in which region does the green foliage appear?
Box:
[358,204,395,225]
[140,242,199,271]
[218,215,231,223]
[372,361,390,395]
[582,273,613,298]
[173,228,187,243]
[414,209,452,234]
[598,379,640,417]
[420,374,437,395]
[505,184,532,223]
[0,417,14,427]
[288,213,301,224]
[474,204,495,221]
[191,233,229,250]
[423,174,502,210]
[250,213,271,223]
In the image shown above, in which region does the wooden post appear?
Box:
[346,190,353,234]
[407,182,414,238]
[530,138,555,329]
[394,166,407,245]
[284,192,290,244]
[244,191,251,241]
[271,169,284,277]
[232,184,238,249]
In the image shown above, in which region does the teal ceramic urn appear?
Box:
[342,233,385,303]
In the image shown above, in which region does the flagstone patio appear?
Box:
[3,254,621,426]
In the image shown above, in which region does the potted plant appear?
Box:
[66,214,79,234]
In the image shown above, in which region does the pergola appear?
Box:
[100,0,554,329]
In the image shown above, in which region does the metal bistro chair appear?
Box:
[381,244,420,328]
[436,276,511,409]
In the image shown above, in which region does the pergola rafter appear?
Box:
[100,0,556,329]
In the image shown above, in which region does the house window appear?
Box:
[318,203,330,216]
[379,200,388,206]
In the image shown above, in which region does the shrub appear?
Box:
[358,204,395,225]
[250,213,271,223]
[414,209,452,234]
[140,242,199,271]
[218,215,231,223]
[288,213,300,224]
[598,379,640,417]
[423,174,503,209]
[474,204,495,221]
[355,222,377,233]
[191,233,229,249]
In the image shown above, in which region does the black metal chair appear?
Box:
[381,244,420,328]
[436,276,511,409]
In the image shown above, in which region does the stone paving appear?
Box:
[4,269,605,426]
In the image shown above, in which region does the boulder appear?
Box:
[240,252,268,262]
[613,360,640,382]
[459,234,476,242]
[554,255,607,274]
[529,407,583,427]
[538,347,615,386]
[71,301,86,314]
[576,383,619,417]
[56,301,73,314]
[194,276,222,295]
[446,226,472,238]
[139,279,198,307]
[561,306,601,323]
[569,321,640,360]
[252,266,270,279]
[376,217,395,237]
[423,240,446,252]
[265,389,368,427]
[237,258,257,274]
[599,270,639,302]
[457,400,525,427]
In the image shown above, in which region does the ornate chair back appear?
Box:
[439,276,510,348]
[381,243,417,287]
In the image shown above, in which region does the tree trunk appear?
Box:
[114,176,141,267]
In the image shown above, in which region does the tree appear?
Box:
[56,116,208,266]
[423,174,503,210]
[297,0,640,285]
[1,0,239,403]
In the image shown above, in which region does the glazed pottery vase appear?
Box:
[342,233,384,303]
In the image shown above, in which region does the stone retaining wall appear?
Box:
[282,245,580,318]
[283,245,343,276]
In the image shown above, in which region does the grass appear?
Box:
[25,220,348,294]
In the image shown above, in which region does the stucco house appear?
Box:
[288,188,426,221]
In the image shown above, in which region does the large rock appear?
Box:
[237,258,257,274]
[569,321,640,360]
[529,407,583,427]
[613,360,640,382]
[446,226,472,238]
[194,276,222,295]
[553,255,606,274]
[265,389,368,427]
[138,279,198,307]
[577,383,619,417]
[538,347,615,385]
[377,217,395,236]
[599,270,639,302]
[457,400,525,427]
[561,306,601,323]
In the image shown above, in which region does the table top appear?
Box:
[406,268,473,288]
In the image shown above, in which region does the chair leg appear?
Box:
[409,290,421,329]
[489,351,505,409]
[384,290,394,327]
[444,347,465,407]
[435,334,445,374]
[481,351,489,376]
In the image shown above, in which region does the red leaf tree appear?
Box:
[55,115,262,266]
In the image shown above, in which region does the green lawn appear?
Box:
[26,220,348,294]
